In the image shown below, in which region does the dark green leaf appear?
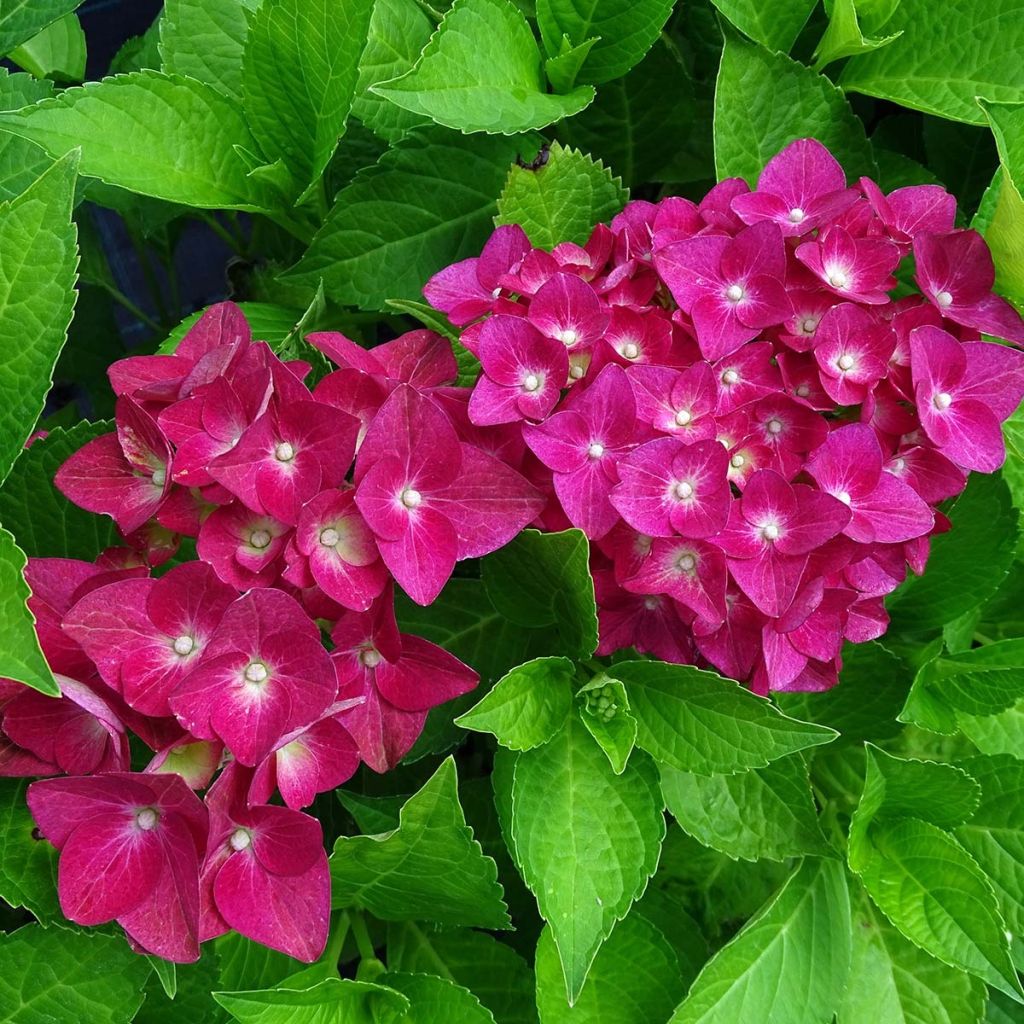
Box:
[0,778,59,920]
[9,12,86,82]
[214,977,409,1024]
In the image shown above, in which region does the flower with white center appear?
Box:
[135,807,159,831]
[643,596,660,610]
[677,552,697,573]
[674,408,692,427]
[249,528,271,550]
[319,527,340,548]
[151,467,166,488]
[837,491,852,505]
[172,635,195,657]
[795,384,811,398]
[788,207,806,224]
[588,442,605,459]
[722,369,740,386]
[827,269,850,290]
[673,480,694,500]
[798,316,819,336]
[244,661,268,685]
[621,342,640,360]
[229,828,252,852]
[933,392,953,411]
[761,522,780,542]
[766,418,783,435]
[557,328,578,346]
[569,364,585,380]
[401,487,422,508]
[730,453,746,469]
[935,290,953,309]
[725,284,745,302]
[360,648,382,668]
[837,354,855,372]
[274,441,295,462]
[522,373,542,393]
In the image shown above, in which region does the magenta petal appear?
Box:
[176,301,251,363]
[729,547,807,618]
[691,293,758,361]
[552,461,620,540]
[926,396,1006,472]
[654,234,729,312]
[853,474,934,543]
[376,634,478,712]
[529,272,610,348]
[376,507,458,606]
[270,718,360,810]
[242,803,323,876]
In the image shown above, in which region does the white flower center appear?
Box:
[522,373,541,392]
[766,418,783,435]
[244,661,268,684]
[761,523,780,542]
[360,648,382,668]
[643,596,660,610]
[673,480,694,500]
[249,529,271,550]
[151,467,166,488]
[172,635,195,656]
[491,287,501,299]
[229,828,252,852]
[725,284,745,302]
[569,364,584,380]
[892,457,906,473]
[935,290,953,309]
[677,553,697,572]
[730,453,746,468]
[799,316,819,336]
[587,442,605,459]
[837,354,855,371]
[827,269,850,289]
[788,207,806,224]
[621,342,640,360]
[795,384,811,397]
[135,807,158,831]
[722,369,739,386]
[319,527,340,547]
[557,328,578,346]
[837,491,852,505]
[401,488,423,508]
[274,441,295,462]
[933,392,953,411]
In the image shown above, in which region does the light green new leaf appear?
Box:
[214,977,409,1024]
[0,0,80,57]
[380,973,496,1024]
[0,924,151,1024]
[710,0,816,53]
[159,0,258,103]
[0,150,77,483]
[979,100,1024,306]
[352,0,434,143]
[0,72,271,210]
[813,0,901,70]
[285,129,531,309]
[495,140,627,249]
[0,421,119,559]
[838,888,987,1024]
[373,0,594,134]
[841,0,1024,125]
[483,529,598,660]
[535,914,686,1023]
[888,472,1019,632]
[669,859,852,1024]
[661,753,831,862]
[854,818,1022,1001]
[0,527,59,695]
[0,778,59,920]
[456,656,575,751]
[613,660,836,776]
[955,755,1024,934]
[9,13,86,82]
[578,676,636,775]
[535,0,676,85]
[714,28,876,184]
[242,0,374,198]
[511,715,665,1003]
[959,699,1024,758]
[0,70,54,202]
[330,757,510,928]
[544,36,598,95]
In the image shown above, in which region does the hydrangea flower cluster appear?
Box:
[2,304,545,962]
[426,138,1024,695]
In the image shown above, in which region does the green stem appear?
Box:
[199,212,245,255]
[412,0,443,21]
[349,911,377,963]
[973,632,995,646]
[126,231,170,326]
[102,284,163,333]
[323,911,350,969]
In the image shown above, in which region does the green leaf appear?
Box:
[0,0,81,57]
[353,0,435,143]
[495,140,627,249]
[0,778,59,920]
[544,36,599,95]
[959,699,1024,757]
[0,924,151,1024]
[215,933,297,994]
[986,990,1024,1024]
[979,100,1024,306]
[0,72,271,210]
[285,129,533,309]
[242,0,374,199]
[661,753,831,862]
[838,887,987,1024]
[0,150,78,483]
[0,69,54,203]
[0,526,58,695]
[612,660,836,776]
[372,0,594,134]
[887,472,1019,632]
[955,754,1024,934]
[135,951,226,1024]
[511,715,665,1003]
[669,858,852,1024]
[714,27,876,184]
[330,756,510,928]
[159,0,258,103]
[9,13,86,82]
[577,676,636,775]
[841,0,1024,125]
[379,973,496,1024]
[0,421,119,559]
[535,0,675,85]
[214,977,409,1024]
[535,912,687,1023]
[852,817,1022,1001]
[813,0,901,70]
[710,0,816,52]
[456,656,575,751]
[483,529,598,660]
[386,922,536,1024]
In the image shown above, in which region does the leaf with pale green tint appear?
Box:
[215,933,297,994]
[337,790,404,834]
[495,141,627,249]
[714,28,876,184]
[511,715,665,1003]
[286,130,532,309]
[888,472,1019,632]
[535,914,686,1023]
[380,973,496,1024]
[710,0,816,52]
[853,817,1022,1000]
[661,754,831,862]
[0,924,151,1024]
[159,0,258,103]
[373,0,593,134]
[959,699,1024,757]
[0,72,270,210]
[544,37,598,95]
[214,977,409,1024]
[669,859,851,1024]
[535,0,675,85]
[0,778,59,920]
[456,656,575,751]
[386,923,536,1024]
[577,676,636,774]
[353,0,434,143]
[613,661,836,776]
[0,0,81,57]
[0,150,78,483]
[9,13,85,82]
[955,755,1024,933]
[839,888,986,1024]
[0,69,53,202]
[483,529,598,660]
[242,0,374,199]
[980,100,1024,306]
[0,421,119,559]
[841,0,1024,125]
[813,0,901,69]
[330,757,509,928]
[158,302,301,355]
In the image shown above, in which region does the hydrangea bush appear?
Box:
[2,1,1024,1023]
